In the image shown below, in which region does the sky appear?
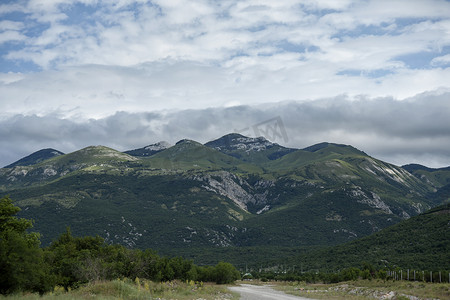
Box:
[1,0,450,168]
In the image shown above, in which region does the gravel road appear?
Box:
[228,284,313,300]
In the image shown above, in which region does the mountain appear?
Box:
[205,133,296,163]
[402,163,450,173]
[124,141,171,157]
[303,142,367,156]
[402,163,450,206]
[0,146,138,189]
[4,148,64,168]
[147,139,249,171]
[0,134,445,264]
[402,163,450,188]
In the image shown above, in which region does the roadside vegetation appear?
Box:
[3,279,238,300]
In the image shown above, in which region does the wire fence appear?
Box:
[386,269,450,283]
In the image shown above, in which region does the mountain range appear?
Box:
[1,133,449,266]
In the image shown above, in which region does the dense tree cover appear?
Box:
[45,227,240,291]
[0,196,240,295]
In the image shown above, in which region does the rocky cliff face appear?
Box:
[192,171,274,212]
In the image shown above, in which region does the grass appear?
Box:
[270,279,450,300]
[3,279,239,300]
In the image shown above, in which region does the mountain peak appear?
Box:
[175,139,199,145]
[144,141,171,151]
[124,141,172,157]
[303,142,366,155]
[205,133,275,153]
[5,148,64,168]
[77,146,137,161]
[205,133,296,163]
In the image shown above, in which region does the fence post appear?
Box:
[430,271,432,283]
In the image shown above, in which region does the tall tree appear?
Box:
[0,196,53,294]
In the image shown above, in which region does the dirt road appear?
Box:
[228,284,313,300]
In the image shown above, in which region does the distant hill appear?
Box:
[402,164,450,173]
[402,163,450,206]
[5,148,64,168]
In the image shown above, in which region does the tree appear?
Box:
[47,227,109,290]
[0,196,53,294]
[213,262,241,284]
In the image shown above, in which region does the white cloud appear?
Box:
[0,20,25,31]
[432,54,450,66]
[1,59,449,120]
[1,0,450,168]
[320,0,450,29]
[0,30,26,44]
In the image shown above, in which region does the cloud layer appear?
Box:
[2,92,450,168]
[1,1,450,168]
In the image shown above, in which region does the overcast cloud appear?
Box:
[1,0,450,168]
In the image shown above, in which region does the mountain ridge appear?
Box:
[1,133,447,262]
